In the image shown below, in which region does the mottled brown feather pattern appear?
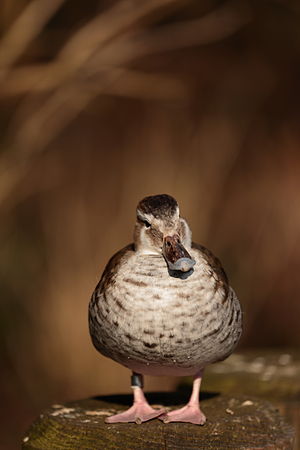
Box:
[89,242,242,377]
[192,242,229,299]
[137,194,178,219]
[89,194,242,378]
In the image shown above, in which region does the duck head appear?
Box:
[134,194,195,273]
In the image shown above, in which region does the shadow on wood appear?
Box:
[94,388,219,407]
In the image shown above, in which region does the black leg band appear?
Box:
[131,372,143,388]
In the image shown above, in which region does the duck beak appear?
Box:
[162,235,196,272]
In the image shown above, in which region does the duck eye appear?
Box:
[142,219,151,228]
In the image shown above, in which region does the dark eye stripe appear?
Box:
[137,216,151,228]
[142,219,151,228]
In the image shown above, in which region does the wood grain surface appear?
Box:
[22,392,295,449]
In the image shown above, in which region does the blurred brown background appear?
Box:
[1,0,300,448]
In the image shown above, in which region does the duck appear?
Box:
[89,194,242,425]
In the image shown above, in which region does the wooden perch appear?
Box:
[22,392,295,449]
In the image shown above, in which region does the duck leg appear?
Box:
[159,371,206,425]
[105,373,165,424]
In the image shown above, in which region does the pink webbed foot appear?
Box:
[105,403,165,424]
[105,375,165,424]
[159,404,206,425]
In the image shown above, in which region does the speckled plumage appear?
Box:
[88,194,242,424]
[89,244,241,376]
